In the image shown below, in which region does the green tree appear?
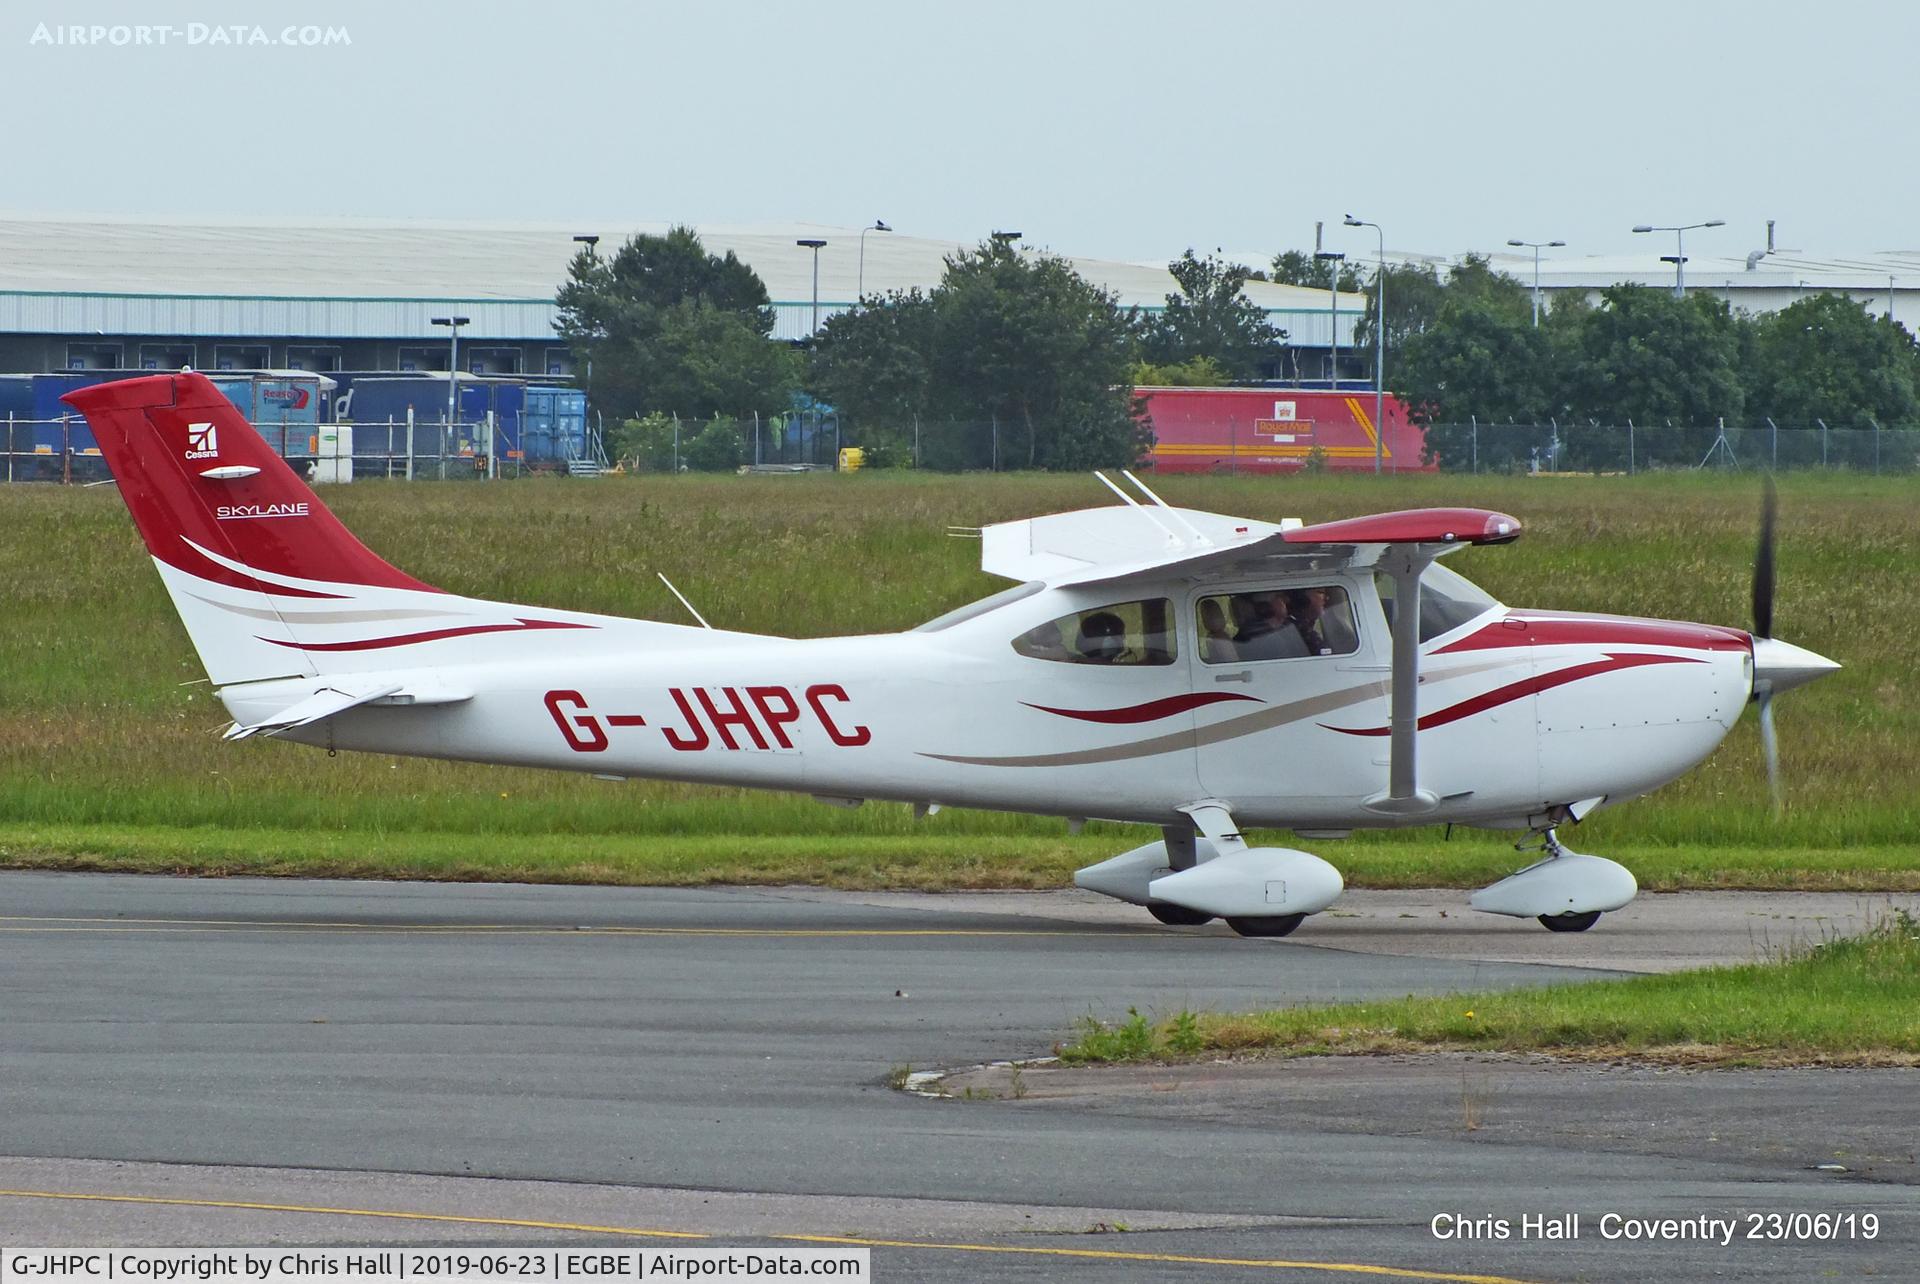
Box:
[1559,285,1746,426]
[1395,297,1553,425]
[807,288,939,426]
[1128,354,1229,386]
[1269,249,1365,292]
[933,239,1147,469]
[554,226,798,419]
[1352,261,1448,355]
[1141,250,1284,379]
[1745,293,1920,426]
[808,239,1147,470]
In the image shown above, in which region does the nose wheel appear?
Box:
[1537,910,1602,932]
[1225,913,1306,938]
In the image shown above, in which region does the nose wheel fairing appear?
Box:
[1469,829,1637,923]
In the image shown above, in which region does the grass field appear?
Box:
[2,470,1914,887]
[1059,912,1920,1068]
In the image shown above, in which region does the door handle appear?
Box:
[1213,670,1252,684]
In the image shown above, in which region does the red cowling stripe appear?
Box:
[260,618,595,652]
[1023,691,1264,724]
[1436,613,1751,655]
[1323,652,1701,737]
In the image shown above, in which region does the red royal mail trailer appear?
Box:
[1138,386,1432,474]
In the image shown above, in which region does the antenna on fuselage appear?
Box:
[657,572,712,630]
[1093,470,1182,547]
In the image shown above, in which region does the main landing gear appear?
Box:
[1074,803,1345,938]
[1468,828,1638,932]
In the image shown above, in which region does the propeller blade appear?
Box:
[1752,475,1776,640]
[1757,687,1782,817]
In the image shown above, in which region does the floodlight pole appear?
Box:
[1346,216,1386,473]
[430,314,470,430]
[1633,220,1725,298]
[1506,237,1566,327]
[1314,250,1345,392]
[857,220,890,301]
[796,239,827,336]
[572,235,599,389]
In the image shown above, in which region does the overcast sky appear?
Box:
[8,0,1915,268]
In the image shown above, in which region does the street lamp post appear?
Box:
[430,315,470,480]
[1314,251,1345,392]
[571,235,599,388]
[1505,237,1566,327]
[1632,220,1725,297]
[1345,216,1387,473]
[429,314,470,424]
[795,239,827,336]
[857,220,891,301]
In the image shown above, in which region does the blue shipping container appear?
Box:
[522,386,587,462]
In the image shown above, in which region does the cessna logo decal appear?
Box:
[184,422,219,459]
[217,502,310,521]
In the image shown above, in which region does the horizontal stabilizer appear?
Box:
[222,678,471,740]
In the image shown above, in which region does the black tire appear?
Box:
[1225,913,1306,938]
[1147,903,1214,926]
[1538,911,1602,933]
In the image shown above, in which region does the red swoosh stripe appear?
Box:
[1436,614,1750,656]
[1323,652,1700,737]
[260,618,595,652]
[1024,692,1264,724]
[172,543,345,600]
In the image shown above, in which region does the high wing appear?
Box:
[980,471,1519,589]
[981,472,1524,817]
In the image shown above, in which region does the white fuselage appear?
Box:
[228,570,1751,832]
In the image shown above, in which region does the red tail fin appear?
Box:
[62,372,437,595]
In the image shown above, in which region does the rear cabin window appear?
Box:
[1011,598,1177,666]
[1195,585,1358,664]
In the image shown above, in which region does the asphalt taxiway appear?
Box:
[1,872,1912,1281]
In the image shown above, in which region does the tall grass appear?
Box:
[2,471,1913,879]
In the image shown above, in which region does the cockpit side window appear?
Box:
[1375,563,1501,644]
[1196,585,1358,664]
[1011,598,1177,666]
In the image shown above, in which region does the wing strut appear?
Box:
[1369,546,1441,816]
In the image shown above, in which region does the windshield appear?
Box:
[1376,562,1500,644]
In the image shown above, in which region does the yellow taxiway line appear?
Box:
[0,1187,1535,1282]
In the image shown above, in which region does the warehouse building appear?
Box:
[1395,226,1919,323]
[0,214,1366,378]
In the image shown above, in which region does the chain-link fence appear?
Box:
[18,407,1918,481]
[1422,418,1920,474]
[2,415,502,483]
[612,415,1118,473]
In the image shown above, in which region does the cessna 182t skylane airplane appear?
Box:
[68,372,1840,937]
